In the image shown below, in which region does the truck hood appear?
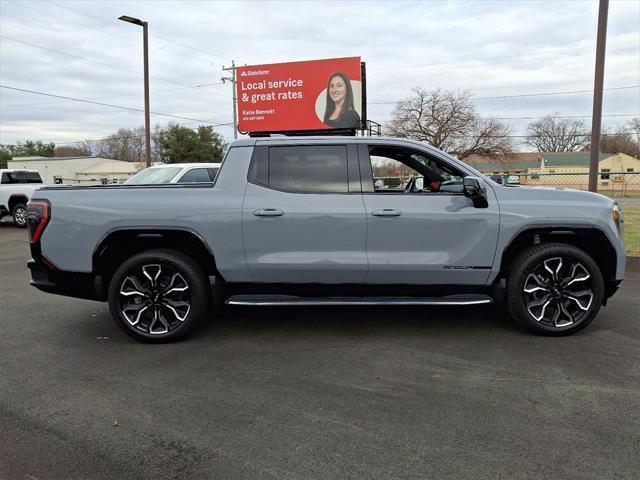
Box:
[492,184,615,208]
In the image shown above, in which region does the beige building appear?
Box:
[464,152,640,193]
[7,156,145,185]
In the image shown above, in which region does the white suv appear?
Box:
[125,163,221,185]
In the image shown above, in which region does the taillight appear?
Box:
[27,200,50,244]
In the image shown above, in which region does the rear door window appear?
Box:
[267,145,349,193]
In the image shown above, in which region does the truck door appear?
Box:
[242,143,367,283]
[358,142,500,285]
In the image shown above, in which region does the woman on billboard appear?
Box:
[323,72,361,129]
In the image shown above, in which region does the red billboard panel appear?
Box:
[236,56,363,133]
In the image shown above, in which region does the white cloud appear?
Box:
[1,0,638,146]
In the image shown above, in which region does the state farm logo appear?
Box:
[240,69,270,77]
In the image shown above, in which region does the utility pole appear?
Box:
[222,61,238,139]
[588,0,609,192]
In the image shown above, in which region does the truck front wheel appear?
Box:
[506,243,605,335]
[107,249,210,343]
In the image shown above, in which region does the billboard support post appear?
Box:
[222,61,238,139]
[360,62,367,133]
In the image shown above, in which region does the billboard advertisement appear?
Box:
[236,56,364,133]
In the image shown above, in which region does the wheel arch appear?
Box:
[93,227,222,299]
[8,194,28,212]
[496,226,617,285]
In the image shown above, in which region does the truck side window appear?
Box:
[11,172,27,183]
[267,145,349,193]
[27,172,43,183]
[366,146,465,194]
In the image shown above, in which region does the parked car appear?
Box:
[26,136,624,342]
[489,175,503,185]
[507,175,520,185]
[0,169,44,228]
[125,163,221,185]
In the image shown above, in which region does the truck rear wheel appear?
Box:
[107,249,210,343]
[506,243,604,335]
[12,203,27,228]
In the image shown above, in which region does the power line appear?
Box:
[491,114,637,120]
[0,85,232,125]
[370,46,639,78]
[369,73,640,101]
[12,111,236,146]
[46,0,233,62]
[369,41,639,72]
[0,35,231,97]
[51,120,234,146]
[368,85,640,105]
[4,0,216,66]
[2,82,224,109]
[475,85,639,100]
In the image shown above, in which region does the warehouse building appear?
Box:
[7,156,144,184]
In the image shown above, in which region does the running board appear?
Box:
[225,294,493,307]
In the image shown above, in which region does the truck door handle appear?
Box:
[371,209,403,217]
[253,208,284,217]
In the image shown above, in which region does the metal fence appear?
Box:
[502,171,640,198]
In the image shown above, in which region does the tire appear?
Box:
[107,249,210,343]
[506,242,604,336]
[12,204,27,228]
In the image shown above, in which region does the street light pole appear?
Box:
[222,61,237,139]
[119,15,151,167]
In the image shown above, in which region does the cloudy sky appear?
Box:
[1,0,638,149]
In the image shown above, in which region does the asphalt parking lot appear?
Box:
[1,222,639,480]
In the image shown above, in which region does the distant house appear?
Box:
[463,152,543,176]
[7,156,145,185]
[464,151,640,174]
[463,152,640,192]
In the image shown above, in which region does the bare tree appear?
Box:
[95,127,146,162]
[55,143,92,157]
[598,118,640,158]
[525,114,588,152]
[385,88,514,160]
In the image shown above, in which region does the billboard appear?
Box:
[236,56,364,133]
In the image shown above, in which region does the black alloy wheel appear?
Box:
[13,204,27,228]
[507,243,604,335]
[523,257,594,327]
[108,249,209,342]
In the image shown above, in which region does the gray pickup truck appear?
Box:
[27,136,625,342]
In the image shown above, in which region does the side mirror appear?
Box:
[463,176,488,208]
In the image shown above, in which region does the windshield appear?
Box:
[125,167,182,184]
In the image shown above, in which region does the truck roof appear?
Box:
[229,135,432,149]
